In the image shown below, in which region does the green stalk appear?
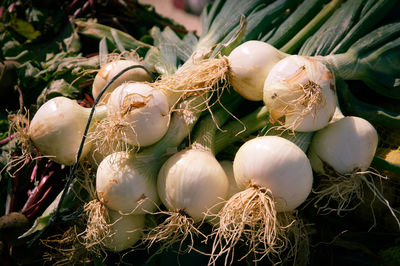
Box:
[281,131,313,153]
[151,27,194,63]
[311,20,400,99]
[299,0,364,56]
[196,0,267,53]
[280,0,342,54]
[214,106,269,155]
[372,156,400,175]
[240,0,297,43]
[259,126,314,153]
[331,0,398,54]
[211,0,297,57]
[360,0,380,18]
[336,78,400,129]
[199,0,227,37]
[267,0,324,48]
[192,91,243,153]
[138,95,207,166]
[347,22,400,57]
[324,35,400,98]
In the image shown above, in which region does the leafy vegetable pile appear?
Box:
[1,0,400,265]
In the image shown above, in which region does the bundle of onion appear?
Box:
[99,40,284,149]
[307,115,399,227]
[94,36,300,153]
[212,136,313,264]
[88,0,322,156]
[89,44,230,155]
[146,92,272,250]
[81,95,206,251]
[88,0,294,153]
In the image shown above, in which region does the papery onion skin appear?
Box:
[28,97,107,165]
[107,82,170,147]
[157,149,229,222]
[308,116,378,175]
[228,41,288,101]
[233,136,313,212]
[263,55,337,132]
[96,151,159,214]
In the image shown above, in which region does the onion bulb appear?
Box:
[28,97,107,165]
[96,151,159,214]
[92,59,151,102]
[157,149,229,223]
[213,136,312,262]
[307,116,390,215]
[263,55,337,132]
[145,148,229,249]
[308,116,378,175]
[228,41,288,101]
[105,82,170,147]
[233,136,313,211]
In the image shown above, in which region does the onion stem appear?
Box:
[214,106,269,154]
[280,0,342,53]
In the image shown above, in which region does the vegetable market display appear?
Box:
[1,0,400,265]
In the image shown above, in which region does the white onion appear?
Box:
[212,136,312,262]
[92,59,151,102]
[107,82,170,147]
[28,97,107,165]
[263,55,337,132]
[96,151,159,214]
[233,136,313,211]
[228,41,288,101]
[157,149,229,222]
[308,116,378,175]
[103,210,145,252]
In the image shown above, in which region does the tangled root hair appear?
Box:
[209,186,308,265]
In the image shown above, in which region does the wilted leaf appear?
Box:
[9,17,41,40]
[74,19,151,56]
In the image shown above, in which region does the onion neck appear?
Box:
[330,105,345,123]
[162,89,183,108]
[323,52,364,80]
[80,104,108,132]
[192,92,243,154]
[280,0,343,54]
[214,106,269,155]
[139,95,207,164]
[91,104,108,121]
